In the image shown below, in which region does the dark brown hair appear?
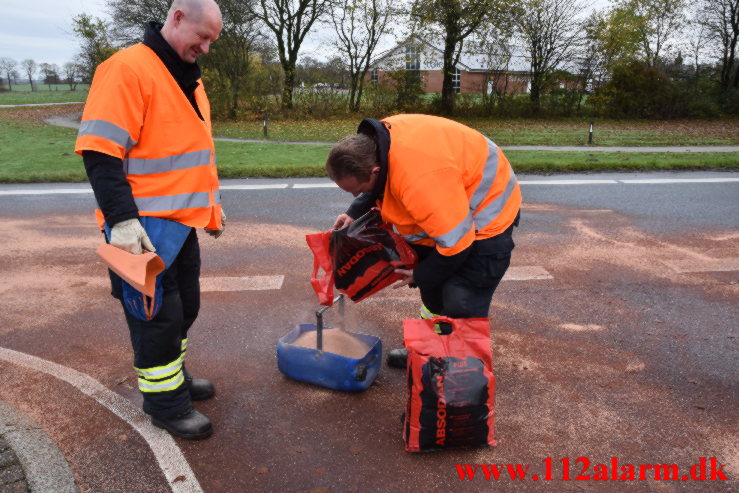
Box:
[325,134,378,182]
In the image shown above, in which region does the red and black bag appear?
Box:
[306,209,417,305]
[403,316,496,452]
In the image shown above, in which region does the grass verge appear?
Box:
[0,85,89,105]
[214,117,739,147]
[0,107,736,182]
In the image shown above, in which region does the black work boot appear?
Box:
[184,367,215,401]
[151,408,213,440]
[386,348,408,369]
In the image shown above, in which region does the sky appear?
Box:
[0,0,110,67]
[1,0,613,69]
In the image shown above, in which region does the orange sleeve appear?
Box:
[75,56,145,159]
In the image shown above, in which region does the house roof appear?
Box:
[370,36,533,73]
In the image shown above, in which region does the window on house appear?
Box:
[405,45,420,70]
[452,68,461,93]
[404,44,421,86]
[371,68,378,86]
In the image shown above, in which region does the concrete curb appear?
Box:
[0,400,78,493]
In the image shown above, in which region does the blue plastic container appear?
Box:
[277,323,382,392]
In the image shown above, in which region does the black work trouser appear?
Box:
[414,221,516,321]
[109,228,201,418]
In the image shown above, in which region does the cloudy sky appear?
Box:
[2,0,613,68]
[1,0,109,67]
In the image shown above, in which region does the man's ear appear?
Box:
[173,9,185,25]
[371,166,381,175]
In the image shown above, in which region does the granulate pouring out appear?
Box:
[292,328,371,359]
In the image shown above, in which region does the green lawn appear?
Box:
[214,117,739,147]
[0,106,736,182]
[0,84,89,105]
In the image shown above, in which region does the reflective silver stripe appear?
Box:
[470,138,499,213]
[430,214,473,248]
[134,355,183,379]
[402,138,504,248]
[473,170,518,230]
[403,232,428,243]
[135,192,211,212]
[78,120,137,152]
[124,150,211,175]
[214,190,222,205]
[138,371,185,393]
[420,305,438,319]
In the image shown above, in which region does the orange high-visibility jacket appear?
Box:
[379,114,521,256]
[75,44,222,230]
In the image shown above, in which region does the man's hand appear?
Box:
[205,209,226,239]
[392,268,415,289]
[110,218,156,255]
[333,214,354,230]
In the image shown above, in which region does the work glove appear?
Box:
[110,218,156,255]
[205,209,226,239]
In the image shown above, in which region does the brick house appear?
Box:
[367,37,577,95]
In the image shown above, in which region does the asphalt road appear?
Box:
[0,171,737,492]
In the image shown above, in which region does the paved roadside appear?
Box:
[0,400,78,493]
[43,113,739,152]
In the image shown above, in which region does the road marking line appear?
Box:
[200,275,284,292]
[665,257,739,273]
[292,183,339,189]
[0,189,93,195]
[620,178,739,184]
[0,347,203,493]
[220,184,288,190]
[519,180,618,185]
[503,266,553,281]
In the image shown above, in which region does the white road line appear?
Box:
[200,275,284,292]
[1,177,737,197]
[665,257,739,273]
[0,189,93,195]
[0,347,203,493]
[519,180,618,185]
[503,266,554,281]
[219,184,288,190]
[619,178,739,184]
[292,183,339,189]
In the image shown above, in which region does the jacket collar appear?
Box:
[357,118,390,198]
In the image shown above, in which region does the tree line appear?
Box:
[0,58,83,91]
[7,0,739,118]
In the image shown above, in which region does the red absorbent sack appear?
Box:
[403,316,496,452]
[306,209,417,305]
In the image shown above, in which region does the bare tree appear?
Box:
[0,57,18,91]
[20,59,37,91]
[467,20,517,106]
[515,0,585,109]
[698,0,739,89]
[617,0,687,67]
[331,0,393,112]
[62,61,82,90]
[107,0,171,45]
[252,0,330,109]
[39,63,61,89]
[411,0,503,114]
[108,0,265,117]
[200,0,264,117]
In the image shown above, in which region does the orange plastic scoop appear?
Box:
[96,244,165,298]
